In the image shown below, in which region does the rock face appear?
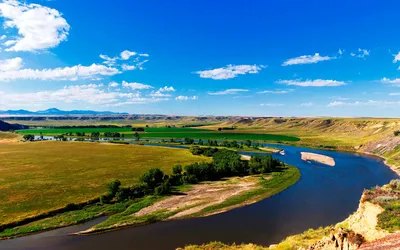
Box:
[304,228,364,250]
[343,197,389,242]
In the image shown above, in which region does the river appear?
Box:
[0,143,398,250]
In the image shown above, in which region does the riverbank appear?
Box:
[77,166,299,235]
[0,166,299,240]
[181,179,400,250]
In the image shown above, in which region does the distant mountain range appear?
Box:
[0,108,128,116]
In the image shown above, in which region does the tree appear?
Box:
[190,146,203,155]
[155,181,171,195]
[140,168,165,189]
[107,179,121,196]
[23,134,35,141]
[173,165,183,175]
[244,140,252,147]
[134,132,140,141]
[184,138,194,144]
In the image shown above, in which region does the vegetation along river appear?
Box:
[0,144,397,250]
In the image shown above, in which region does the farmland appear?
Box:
[16,127,300,142]
[0,141,209,225]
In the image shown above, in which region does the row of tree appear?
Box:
[183,138,259,149]
[103,132,122,137]
[102,148,284,203]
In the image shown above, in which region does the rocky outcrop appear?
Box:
[342,198,389,242]
[304,228,364,250]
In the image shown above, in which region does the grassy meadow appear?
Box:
[0,141,209,225]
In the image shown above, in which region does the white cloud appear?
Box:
[328,100,400,107]
[208,89,249,95]
[0,83,172,109]
[196,64,265,80]
[260,103,284,107]
[175,95,198,101]
[121,64,136,71]
[0,57,22,71]
[393,52,400,63]
[380,77,400,85]
[158,86,175,92]
[338,49,344,55]
[3,39,16,46]
[0,84,118,108]
[111,98,169,106]
[120,50,137,60]
[100,50,149,70]
[389,93,400,96]
[122,81,153,90]
[149,86,176,97]
[99,54,118,66]
[135,60,148,70]
[300,102,313,107]
[278,79,345,87]
[257,89,293,94]
[0,35,6,40]
[0,0,70,52]
[0,63,120,81]
[351,48,370,58]
[108,81,119,87]
[282,53,335,66]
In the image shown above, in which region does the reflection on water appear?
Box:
[1,143,398,250]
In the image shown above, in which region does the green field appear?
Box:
[0,141,209,225]
[140,132,299,141]
[16,127,300,142]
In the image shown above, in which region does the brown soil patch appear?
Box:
[135,176,264,219]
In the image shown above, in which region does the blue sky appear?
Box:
[1,0,400,117]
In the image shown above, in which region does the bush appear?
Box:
[190,146,203,155]
[155,181,172,196]
[100,193,114,204]
[173,165,182,175]
[107,179,121,196]
[182,174,199,184]
[389,179,400,190]
[23,134,35,141]
[394,130,400,136]
[140,168,165,189]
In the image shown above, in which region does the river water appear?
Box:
[0,144,398,250]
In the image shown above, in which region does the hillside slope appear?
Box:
[217,117,400,174]
[0,120,28,131]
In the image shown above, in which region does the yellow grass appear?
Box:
[0,141,209,225]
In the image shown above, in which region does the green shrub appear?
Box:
[107,179,121,196]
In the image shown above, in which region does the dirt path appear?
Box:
[135,176,264,219]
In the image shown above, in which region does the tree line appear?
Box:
[182,138,259,149]
[101,148,284,203]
